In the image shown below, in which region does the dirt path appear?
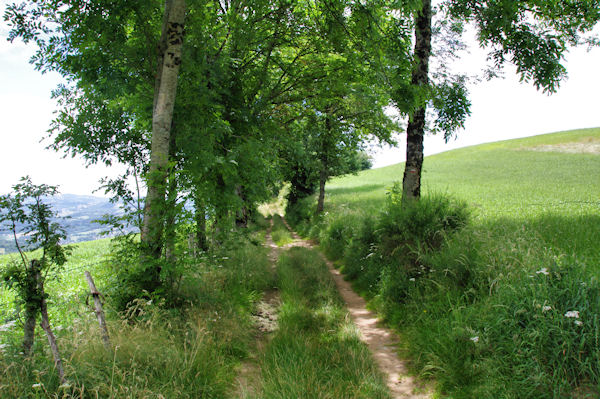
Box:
[281,218,431,399]
[232,220,280,398]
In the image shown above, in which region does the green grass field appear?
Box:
[290,127,600,398]
[328,127,599,217]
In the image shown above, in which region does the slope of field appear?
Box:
[297,127,600,398]
[330,127,599,216]
[328,127,600,263]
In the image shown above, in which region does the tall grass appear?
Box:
[0,230,275,398]
[270,214,294,247]
[286,128,600,398]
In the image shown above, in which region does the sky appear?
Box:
[1,6,599,196]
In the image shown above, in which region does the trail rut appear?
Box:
[232,221,280,398]
[281,217,431,399]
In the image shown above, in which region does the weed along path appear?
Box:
[281,218,431,399]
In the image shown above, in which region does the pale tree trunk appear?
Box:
[165,129,178,263]
[141,0,186,280]
[402,0,431,201]
[164,172,177,262]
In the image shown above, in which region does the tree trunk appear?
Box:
[164,172,177,262]
[316,111,332,214]
[22,307,36,355]
[22,260,39,356]
[141,0,186,279]
[316,167,327,214]
[402,0,432,201]
[235,186,249,228]
[36,264,65,383]
[193,194,208,253]
[165,129,178,263]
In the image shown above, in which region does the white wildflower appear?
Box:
[146,300,152,305]
[536,268,550,276]
[564,310,580,318]
[470,336,479,343]
[574,320,583,326]
[409,278,416,282]
[542,306,552,312]
[32,383,42,389]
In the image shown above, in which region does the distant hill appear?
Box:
[0,193,126,254]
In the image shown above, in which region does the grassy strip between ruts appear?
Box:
[250,246,391,399]
[270,214,295,247]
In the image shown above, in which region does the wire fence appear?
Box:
[0,260,108,317]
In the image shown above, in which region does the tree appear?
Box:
[402,0,432,201]
[0,177,71,381]
[140,0,186,276]
[379,0,600,201]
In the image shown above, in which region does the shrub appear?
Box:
[377,188,470,269]
[342,216,377,280]
[319,213,358,261]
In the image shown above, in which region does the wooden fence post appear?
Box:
[34,261,66,384]
[85,271,111,350]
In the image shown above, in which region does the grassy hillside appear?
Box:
[327,127,600,262]
[289,127,600,398]
[329,127,599,216]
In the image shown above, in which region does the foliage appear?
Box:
[446,0,600,93]
[0,177,72,346]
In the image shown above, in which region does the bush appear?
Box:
[342,216,377,280]
[319,213,359,260]
[377,187,470,262]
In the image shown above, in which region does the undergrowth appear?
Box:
[270,214,294,247]
[0,222,274,398]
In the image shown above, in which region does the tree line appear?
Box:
[4,0,599,298]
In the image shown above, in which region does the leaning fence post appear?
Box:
[85,271,111,350]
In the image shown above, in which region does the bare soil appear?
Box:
[280,218,432,399]
[232,221,280,398]
[524,138,600,155]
